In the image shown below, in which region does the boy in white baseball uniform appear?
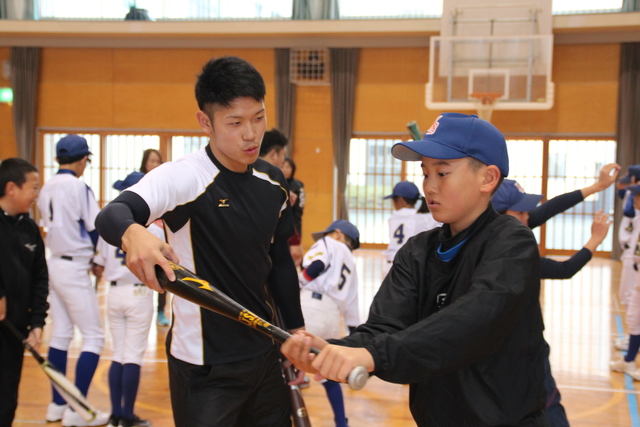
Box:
[37,134,109,426]
[382,181,440,271]
[611,184,640,379]
[614,165,640,351]
[299,220,360,427]
[93,171,164,427]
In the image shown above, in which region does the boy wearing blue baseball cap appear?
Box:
[611,184,640,381]
[494,178,612,426]
[299,219,361,427]
[283,113,549,426]
[382,181,440,268]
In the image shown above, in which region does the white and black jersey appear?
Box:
[97,145,302,366]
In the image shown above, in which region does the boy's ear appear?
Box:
[4,181,17,196]
[481,165,501,194]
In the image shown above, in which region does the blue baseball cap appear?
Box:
[312,219,360,250]
[384,181,421,200]
[391,113,509,177]
[492,179,543,212]
[56,134,92,158]
[627,184,640,195]
[620,165,640,184]
[113,171,144,191]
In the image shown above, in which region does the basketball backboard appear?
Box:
[426,0,554,112]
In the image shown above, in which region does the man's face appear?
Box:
[197,97,267,172]
[271,147,286,168]
[13,172,40,213]
[421,156,489,235]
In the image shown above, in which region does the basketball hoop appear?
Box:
[469,92,501,122]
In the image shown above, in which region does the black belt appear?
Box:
[110,281,144,287]
[60,255,91,264]
[312,292,323,300]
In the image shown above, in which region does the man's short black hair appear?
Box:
[0,158,38,198]
[260,128,288,157]
[195,56,266,113]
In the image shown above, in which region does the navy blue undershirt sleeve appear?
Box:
[267,239,305,330]
[540,248,592,280]
[89,229,99,250]
[95,191,151,249]
[304,260,326,279]
[528,190,584,230]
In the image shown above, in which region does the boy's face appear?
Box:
[10,171,40,214]
[421,156,494,235]
[197,97,266,172]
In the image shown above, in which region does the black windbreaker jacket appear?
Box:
[0,210,48,333]
[335,207,548,426]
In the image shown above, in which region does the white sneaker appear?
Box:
[61,408,110,426]
[615,337,629,351]
[45,402,68,422]
[610,358,640,380]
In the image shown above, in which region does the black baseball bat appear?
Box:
[406,121,422,141]
[2,319,98,422]
[154,261,369,391]
[268,293,312,427]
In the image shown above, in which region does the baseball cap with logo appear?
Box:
[56,134,92,158]
[384,181,421,200]
[113,171,144,191]
[391,113,509,177]
[620,165,640,184]
[311,219,360,250]
[491,179,543,212]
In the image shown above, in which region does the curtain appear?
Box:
[613,42,640,258]
[292,0,339,20]
[3,0,36,19]
[11,47,40,162]
[622,0,639,11]
[274,49,296,153]
[330,48,358,220]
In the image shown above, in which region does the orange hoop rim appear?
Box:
[469,92,502,105]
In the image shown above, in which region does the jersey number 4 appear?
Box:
[393,224,405,244]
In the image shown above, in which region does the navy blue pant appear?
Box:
[542,340,570,427]
[0,325,26,427]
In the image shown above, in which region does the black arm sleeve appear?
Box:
[29,231,49,329]
[267,239,305,330]
[95,191,151,248]
[528,190,584,230]
[540,248,593,280]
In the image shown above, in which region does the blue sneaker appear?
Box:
[157,312,169,327]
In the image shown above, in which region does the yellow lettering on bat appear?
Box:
[182,277,214,291]
[239,310,271,329]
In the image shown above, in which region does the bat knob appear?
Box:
[347,366,369,391]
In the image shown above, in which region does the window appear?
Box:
[347,136,616,253]
[40,131,207,208]
[171,135,209,159]
[36,0,625,20]
[347,138,402,245]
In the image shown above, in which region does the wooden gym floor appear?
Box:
[11,250,639,426]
